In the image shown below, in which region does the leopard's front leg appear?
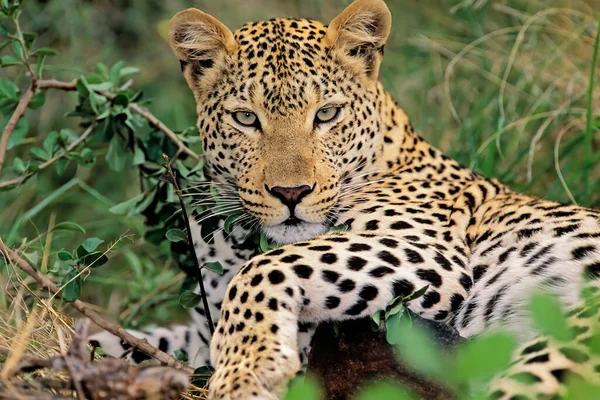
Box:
[208,232,470,399]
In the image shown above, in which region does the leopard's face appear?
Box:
[169,7,391,244]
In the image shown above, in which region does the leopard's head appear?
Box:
[169,0,392,244]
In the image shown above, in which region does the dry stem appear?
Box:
[0,237,194,374]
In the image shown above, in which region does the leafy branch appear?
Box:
[0,78,200,185]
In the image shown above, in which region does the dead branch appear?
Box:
[0,319,190,400]
[0,237,194,374]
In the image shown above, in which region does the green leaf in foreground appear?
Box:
[357,380,415,400]
[166,228,187,243]
[453,331,516,383]
[285,375,322,400]
[392,318,443,377]
[203,261,224,275]
[179,290,202,309]
[529,292,572,342]
[60,269,82,301]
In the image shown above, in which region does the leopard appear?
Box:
[90,0,600,399]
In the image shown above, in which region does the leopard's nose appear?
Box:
[266,184,314,209]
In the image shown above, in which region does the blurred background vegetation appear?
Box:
[1,0,599,333]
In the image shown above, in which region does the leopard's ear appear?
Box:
[325,0,391,80]
[168,9,237,86]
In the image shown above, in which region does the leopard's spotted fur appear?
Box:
[91,1,600,399]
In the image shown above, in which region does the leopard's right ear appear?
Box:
[168,9,237,82]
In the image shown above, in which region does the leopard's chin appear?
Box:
[262,221,328,245]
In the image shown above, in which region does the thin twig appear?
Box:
[0,85,36,172]
[162,154,215,335]
[0,124,95,189]
[0,237,194,374]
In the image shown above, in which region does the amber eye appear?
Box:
[233,111,258,127]
[315,107,340,124]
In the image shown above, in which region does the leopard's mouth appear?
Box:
[262,219,328,245]
[283,216,303,226]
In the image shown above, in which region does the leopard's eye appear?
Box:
[315,107,340,124]
[233,111,258,127]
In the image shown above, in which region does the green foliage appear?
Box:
[530,292,572,342]
[356,381,416,400]
[285,376,323,400]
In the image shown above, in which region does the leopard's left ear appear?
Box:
[168,8,237,92]
[325,0,391,80]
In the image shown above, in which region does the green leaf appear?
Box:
[109,193,144,216]
[73,148,95,168]
[357,381,415,400]
[173,349,188,362]
[259,233,270,253]
[28,90,45,109]
[385,312,404,345]
[43,131,59,157]
[57,250,73,261]
[112,93,129,107]
[285,376,322,400]
[403,285,429,303]
[0,55,21,66]
[79,251,108,268]
[119,66,140,77]
[453,332,517,383]
[95,63,109,80]
[0,78,18,99]
[12,157,26,173]
[529,292,572,342]
[52,221,86,234]
[29,147,48,161]
[371,310,382,331]
[11,40,23,59]
[22,33,36,51]
[203,261,224,275]
[109,60,125,86]
[179,290,202,309]
[88,81,113,92]
[55,158,70,176]
[6,116,27,150]
[32,47,57,56]
[35,54,46,77]
[60,269,82,301]
[190,366,214,389]
[392,318,443,377]
[166,228,187,243]
[106,135,129,171]
[133,146,145,165]
[81,237,104,253]
[224,213,242,233]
